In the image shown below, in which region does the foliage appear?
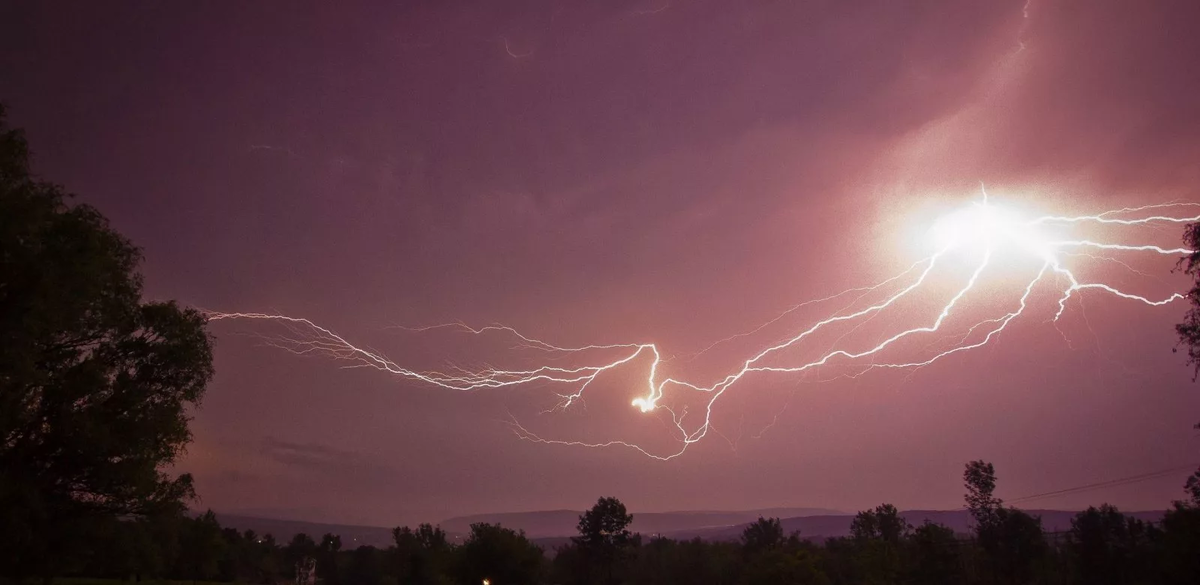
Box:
[964,460,1002,530]
[37,487,1200,585]
[740,548,829,585]
[318,533,343,585]
[740,516,786,553]
[573,496,634,551]
[963,462,1047,584]
[569,496,636,585]
[1066,504,1154,585]
[850,503,910,543]
[392,523,452,585]
[453,523,543,585]
[1175,223,1200,377]
[1157,502,1200,585]
[908,521,962,585]
[0,106,213,580]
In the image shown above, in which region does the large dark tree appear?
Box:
[1175,224,1200,510]
[573,497,635,585]
[0,106,214,580]
[1176,223,1200,377]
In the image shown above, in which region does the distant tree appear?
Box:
[1157,502,1200,585]
[0,106,214,580]
[964,461,1002,531]
[174,511,227,579]
[1066,504,1152,585]
[139,512,184,579]
[964,461,1046,585]
[908,521,962,585]
[252,532,286,584]
[847,504,910,583]
[549,542,589,585]
[678,538,740,585]
[318,533,343,585]
[1185,461,1200,507]
[622,536,749,585]
[392,523,451,585]
[741,517,785,553]
[850,504,910,543]
[285,533,319,574]
[573,497,636,585]
[453,523,544,585]
[985,508,1047,585]
[575,496,635,550]
[346,545,385,585]
[739,548,829,585]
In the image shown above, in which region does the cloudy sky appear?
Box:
[2,0,1198,526]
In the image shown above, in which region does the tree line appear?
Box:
[48,465,1200,585]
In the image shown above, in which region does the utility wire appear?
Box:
[1007,464,1197,505]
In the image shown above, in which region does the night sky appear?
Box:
[2,0,1199,527]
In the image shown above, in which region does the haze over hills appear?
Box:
[213,507,1166,550]
[437,507,845,539]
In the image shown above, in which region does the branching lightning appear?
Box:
[205,193,1198,460]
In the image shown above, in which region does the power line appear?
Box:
[1008,464,1197,505]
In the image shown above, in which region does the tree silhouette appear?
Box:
[454,523,543,585]
[850,503,910,543]
[1175,223,1200,377]
[284,533,318,574]
[1066,504,1152,585]
[741,517,785,553]
[1185,462,1200,507]
[1173,223,1200,523]
[909,521,962,585]
[0,105,214,580]
[964,461,1047,585]
[847,504,910,583]
[573,497,635,585]
[318,533,343,585]
[392,523,451,585]
[1158,502,1200,584]
[964,460,1003,531]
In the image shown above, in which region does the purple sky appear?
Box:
[2,0,1199,527]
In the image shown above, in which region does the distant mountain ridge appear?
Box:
[438,507,846,539]
[660,509,1167,542]
[211,507,1167,551]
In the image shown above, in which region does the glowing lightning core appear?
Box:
[206,194,1197,460]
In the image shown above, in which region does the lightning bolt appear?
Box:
[502,37,533,59]
[205,193,1196,460]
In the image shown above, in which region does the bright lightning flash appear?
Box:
[205,193,1197,460]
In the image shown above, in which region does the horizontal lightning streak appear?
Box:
[206,196,1195,459]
